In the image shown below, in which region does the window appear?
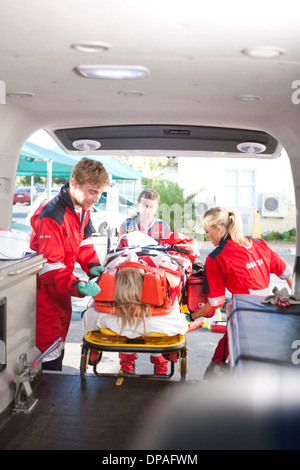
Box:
[223,169,256,207]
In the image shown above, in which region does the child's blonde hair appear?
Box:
[204,206,250,247]
[112,268,151,336]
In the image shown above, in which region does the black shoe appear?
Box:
[203,360,229,380]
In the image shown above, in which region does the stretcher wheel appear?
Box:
[80,346,103,382]
[80,345,89,382]
[180,348,187,381]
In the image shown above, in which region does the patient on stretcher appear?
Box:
[82,232,199,374]
[82,251,188,338]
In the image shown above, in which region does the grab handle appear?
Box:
[7,260,45,276]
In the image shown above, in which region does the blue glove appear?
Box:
[77,281,101,297]
[89,266,106,277]
[186,313,194,323]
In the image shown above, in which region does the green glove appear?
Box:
[89,266,106,277]
[186,313,194,323]
[77,281,101,297]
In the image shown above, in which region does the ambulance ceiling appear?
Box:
[1,0,300,159]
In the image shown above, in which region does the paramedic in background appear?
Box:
[186,206,293,376]
[30,158,110,371]
[118,189,171,248]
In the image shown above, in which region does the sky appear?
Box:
[28,130,57,149]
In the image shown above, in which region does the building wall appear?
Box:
[177,150,295,237]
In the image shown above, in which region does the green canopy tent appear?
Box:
[17,157,74,178]
[52,147,142,180]
[17,157,72,204]
[18,142,78,200]
[21,142,78,165]
[20,142,142,181]
[18,141,141,205]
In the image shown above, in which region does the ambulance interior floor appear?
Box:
[0,372,188,450]
[0,312,224,450]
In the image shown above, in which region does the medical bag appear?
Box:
[185,275,207,312]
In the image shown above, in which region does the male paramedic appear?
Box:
[118,188,171,248]
[30,157,110,371]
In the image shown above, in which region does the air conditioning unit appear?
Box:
[261,193,288,218]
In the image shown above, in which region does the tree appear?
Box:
[116,155,178,179]
[142,176,204,237]
[116,155,205,237]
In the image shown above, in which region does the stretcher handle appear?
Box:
[8,260,45,276]
[32,337,63,368]
[116,261,184,278]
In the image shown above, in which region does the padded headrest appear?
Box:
[94,261,169,306]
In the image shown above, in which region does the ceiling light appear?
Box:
[70,42,111,53]
[6,92,34,98]
[241,46,285,58]
[72,139,101,151]
[237,142,266,154]
[118,90,145,97]
[234,95,261,101]
[74,65,150,79]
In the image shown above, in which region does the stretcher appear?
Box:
[80,329,187,384]
[79,237,205,384]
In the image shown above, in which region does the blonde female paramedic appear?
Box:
[186,207,293,376]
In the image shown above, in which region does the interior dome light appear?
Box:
[74,65,150,79]
[237,142,266,154]
[6,92,34,98]
[234,95,260,101]
[118,90,145,97]
[241,46,285,58]
[70,41,111,53]
[72,139,101,151]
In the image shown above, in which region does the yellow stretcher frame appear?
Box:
[80,329,188,384]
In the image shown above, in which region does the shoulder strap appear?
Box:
[125,217,135,233]
[116,260,184,278]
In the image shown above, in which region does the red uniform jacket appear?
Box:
[118,215,171,248]
[203,235,292,364]
[30,183,101,354]
[203,235,291,308]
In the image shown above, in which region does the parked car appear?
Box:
[13,187,31,205]
[90,204,129,236]
[24,192,129,236]
[13,187,40,205]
